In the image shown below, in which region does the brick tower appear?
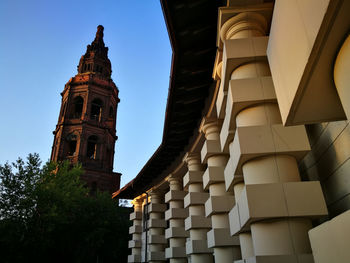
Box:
[51,25,121,193]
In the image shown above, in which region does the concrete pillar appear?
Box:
[220,12,267,41]
[224,60,328,262]
[145,191,166,263]
[234,182,255,262]
[165,176,188,263]
[219,14,270,262]
[216,11,268,121]
[128,197,144,263]
[239,232,254,260]
[242,152,315,260]
[200,118,241,263]
[217,8,328,261]
[238,103,313,259]
[334,34,350,119]
[183,152,213,263]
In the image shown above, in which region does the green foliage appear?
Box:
[0,154,131,263]
[0,153,41,221]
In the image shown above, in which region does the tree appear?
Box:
[0,153,40,221]
[0,154,131,263]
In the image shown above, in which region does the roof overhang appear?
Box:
[113,0,225,199]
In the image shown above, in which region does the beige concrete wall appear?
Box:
[267,0,349,125]
[300,120,350,218]
[309,210,350,263]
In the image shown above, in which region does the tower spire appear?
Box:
[77,25,112,78]
[90,25,106,51]
[93,25,104,44]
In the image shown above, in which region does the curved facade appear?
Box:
[115,1,350,262]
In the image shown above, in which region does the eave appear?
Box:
[113,0,225,199]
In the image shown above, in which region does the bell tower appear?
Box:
[51,25,121,193]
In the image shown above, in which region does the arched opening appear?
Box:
[90,98,103,121]
[66,132,78,156]
[86,135,98,159]
[95,64,102,73]
[109,106,114,118]
[71,96,84,119]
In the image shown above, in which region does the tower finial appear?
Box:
[77,25,111,78]
[95,25,104,42]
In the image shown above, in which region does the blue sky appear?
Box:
[0,0,172,187]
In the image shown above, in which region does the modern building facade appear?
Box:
[114,1,350,262]
[51,25,121,193]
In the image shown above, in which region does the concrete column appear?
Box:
[165,176,188,263]
[141,197,148,262]
[183,152,213,263]
[224,60,327,262]
[216,11,268,120]
[234,183,254,262]
[217,9,328,261]
[239,232,254,260]
[128,197,144,263]
[238,104,314,261]
[220,21,270,259]
[200,118,241,263]
[218,15,270,259]
[220,12,267,41]
[146,191,167,263]
[334,34,350,119]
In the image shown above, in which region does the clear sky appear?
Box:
[0,0,172,188]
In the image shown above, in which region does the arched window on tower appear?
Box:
[71,96,84,119]
[95,65,101,73]
[90,98,103,121]
[87,135,98,159]
[66,132,78,156]
[109,106,114,119]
